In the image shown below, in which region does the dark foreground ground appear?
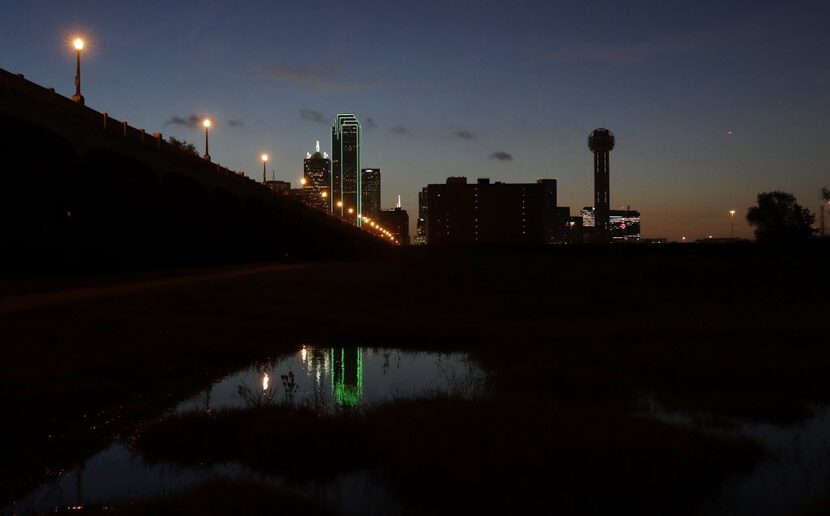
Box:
[1,243,829,514]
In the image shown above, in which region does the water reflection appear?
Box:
[8,346,481,514]
[177,345,481,414]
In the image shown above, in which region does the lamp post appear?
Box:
[202,119,211,160]
[729,210,736,239]
[261,153,268,184]
[71,38,85,105]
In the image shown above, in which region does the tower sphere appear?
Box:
[588,128,615,153]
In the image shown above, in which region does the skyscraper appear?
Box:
[415,187,428,245]
[378,207,410,245]
[332,114,361,224]
[361,168,381,217]
[303,140,331,212]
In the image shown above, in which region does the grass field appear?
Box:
[1,243,828,513]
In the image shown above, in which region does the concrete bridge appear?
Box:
[0,68,387,272]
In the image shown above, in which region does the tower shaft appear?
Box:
[594,150,610,232]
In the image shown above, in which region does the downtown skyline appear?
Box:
[2,1,829,240]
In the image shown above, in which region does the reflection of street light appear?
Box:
[261,153,268,183]
[202,119,212,160]
[71,37,85,104]
[729,210,736,239]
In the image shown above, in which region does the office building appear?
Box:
[425,177,563,245]
[332,114,361,224]
[415,187,428,245]
[378,207,410,245]
[303,140,331,212]
[361,168,381,217]
[581,207,641,241]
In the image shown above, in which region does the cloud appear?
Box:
[389,125,410,136]
[165,114,201,128]
[253,63,379,93]
[365,117,378,130]
[453,130,476,140]
[489,151,513,161]
[300,109,327,124]
[227,119,244,128]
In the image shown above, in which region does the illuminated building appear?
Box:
[331,347,363,407]
[425,177,563,244]
[331,114,361,224]
[303,140,331,212]
[415,187,428,245]
[378,207,410,245]
[361,168,381,217]
[588,128,615,242]
[581,207,641,240]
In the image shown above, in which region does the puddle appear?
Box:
[176,346,483,413]
[642,398,830,515]
[6,346,483,514]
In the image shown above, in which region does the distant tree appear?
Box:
[822,187,830,202]
[168,136,198,156]
[746,191,815,243]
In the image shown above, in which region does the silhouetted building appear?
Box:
[304,140,331,212]
[378,207,410,245]
[332,114,361,224]
[581,207,641,241]
[415,187,428,245]
[425,177,563,245]
[588,128,615,242]
[265,180,292,195]
[361,168,381,217]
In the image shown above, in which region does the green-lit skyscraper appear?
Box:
[332,114,362,225]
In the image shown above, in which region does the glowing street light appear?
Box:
[261,153,269,183]
[300,177,307,186]
[336,201,343,208]
[202,118,211,161]
[321,191,328,199]
[729,209,736,239]
[71,37,85,105]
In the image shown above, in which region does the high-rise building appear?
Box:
[303,140,331,212]
[361,168,381,217]
[588,128,615,241]
[425,177,564,245]
[415,187,428,245]
[332,114,361,224]
[378,207,410,245]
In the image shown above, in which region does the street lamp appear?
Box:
[729,210,736,239]
[202,118,211,160]
[71,37,85,105]
[261,153,269,183]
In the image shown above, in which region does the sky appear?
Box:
[2,0,829,240]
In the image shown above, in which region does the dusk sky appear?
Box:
[2,0,829,240]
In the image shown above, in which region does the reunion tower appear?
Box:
[588,128,615,239]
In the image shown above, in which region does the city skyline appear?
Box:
[2,1,829,240]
